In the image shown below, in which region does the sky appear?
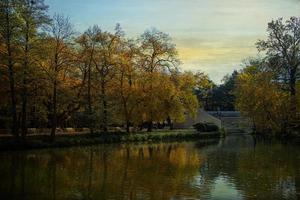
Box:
[45,0,300,83]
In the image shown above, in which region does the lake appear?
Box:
[0,134,299,200]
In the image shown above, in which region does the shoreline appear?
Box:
[0,129,221,151]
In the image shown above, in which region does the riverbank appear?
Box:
[0,129,220,150]
[251,132,300,145]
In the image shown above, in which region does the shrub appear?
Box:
[193,122,219,132]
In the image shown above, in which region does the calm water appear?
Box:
[0,135,299,200]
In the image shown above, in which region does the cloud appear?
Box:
[45,0,300,83]
[175,36,258,82]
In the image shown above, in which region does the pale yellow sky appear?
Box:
[47,0,300,82]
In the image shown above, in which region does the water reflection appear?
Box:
[0,136,299,200]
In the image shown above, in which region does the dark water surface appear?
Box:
[0,135,299,200]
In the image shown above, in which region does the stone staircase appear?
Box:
[208,111,252,134]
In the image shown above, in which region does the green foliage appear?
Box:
[195,70,238,111]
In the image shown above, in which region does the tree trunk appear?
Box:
[87,64,94,134]
[51,48,59,141]
[126,121,130,133]
[123,102,130,133]
[87,45,95,134]
[51,80,57,141]
[8,56,18,139]
[101,80,108,132]
[167,116,173,130]
[21,74,27,139]
[21,22,30,139]
[147,121,153,132]
[290,67,297,116]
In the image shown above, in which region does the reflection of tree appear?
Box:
[87,149,93,200]
[235,143,300,200]
[51,154,56,200]
[100,150,108,199]
[0,139,298,200]
[0,142,204,200]
[196,135,300,200]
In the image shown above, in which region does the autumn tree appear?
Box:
[139,28,179,131]
[45,14,74,140]
[76,25,101,133]
[235,63,289,134]
[256,17,300,118]
[112,39,139,133]
[17,0,49,138]
[169,71,199,128]
[88,24,124,132]
[0,0,19,138]
[0,0,200,137]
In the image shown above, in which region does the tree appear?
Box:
[90,24,123,132]
[76,25,101,134]
[139,28,179,73]
[0,0,19,138]
[213,70,238,111]
[194,71,215,110]
[170,71,199,126]
[17,0,49,138]
[256,17,300,118]
[46,14,74,140]
[112,39,139,133]
[139,28,179,131]
[235,64,289,134]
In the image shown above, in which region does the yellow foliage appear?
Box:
[235,66,290,133]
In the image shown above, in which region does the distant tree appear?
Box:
[207,71,238,111]
[193,71,215,110]
[256,17,300,117]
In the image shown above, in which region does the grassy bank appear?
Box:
[0,129,220,150]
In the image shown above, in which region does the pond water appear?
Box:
[0,134,299,200]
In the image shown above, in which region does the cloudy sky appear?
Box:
[45,0,300,83]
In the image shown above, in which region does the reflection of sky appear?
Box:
[191,174,244,199]
[210,176,244,200]
[45,0,300,83]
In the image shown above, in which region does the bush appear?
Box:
[193,122,219,132]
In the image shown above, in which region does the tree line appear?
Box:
[2,1,298,139]
[0,0,201,140]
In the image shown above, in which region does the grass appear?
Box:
[0,129,220,150]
